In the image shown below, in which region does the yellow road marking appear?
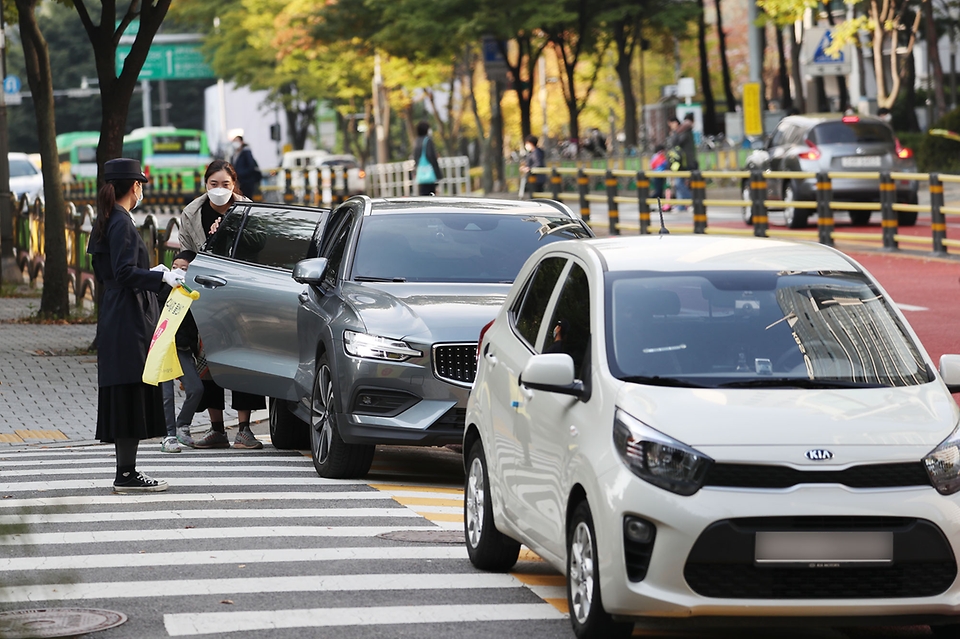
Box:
[420,513,462,523]
[513,573,566,587]
[393,497,463,507]
[368,484,464,495]
[543,598,568,614]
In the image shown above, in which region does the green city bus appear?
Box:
[56,131,100,182]
[122,127,211,191]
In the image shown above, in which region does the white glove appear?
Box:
[162,269,184,288]
[150,264,169,273]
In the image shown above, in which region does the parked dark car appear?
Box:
[741,113,919,228]
[186,196,593,479]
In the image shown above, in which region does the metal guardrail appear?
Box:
[527,166,955,255]
[366,156,472,198]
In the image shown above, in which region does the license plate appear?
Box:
[841,156,882,168]
[755,531,893,564]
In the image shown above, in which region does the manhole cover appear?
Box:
[0,608,126,638]
[378,529,463,544]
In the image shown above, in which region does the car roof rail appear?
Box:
[535,198,576,218]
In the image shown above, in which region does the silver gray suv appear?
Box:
[742,113,919,228]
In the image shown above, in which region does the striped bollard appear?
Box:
[930,173,947,255]
[691,170,707,233]
[880,171,897,250]
[550,168,561,200]
[283,169,294,203]
[605,170,620,235]
[577,168,590,224]
[816,172,834,247]
[750,169,767,237]
[636,171,650,235]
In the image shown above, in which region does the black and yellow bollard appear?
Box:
[550,168,561,200]
[283,169,294,203]
[930,173,947,255]
[750,169,767,237]
[691,170,707,234]
[526,172,537,199]
[816,172,834,247]
[577,168,590,224]
[605,170,619,235]
[636,170,650,235]
[879,171,897,251]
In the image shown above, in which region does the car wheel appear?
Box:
[849,210,871,226]
[310,355,375,479]
[741,180,753,225]
[782,184,807,229]
[269,398,308,450]
[567,501,633,639]
[464,439,521,572]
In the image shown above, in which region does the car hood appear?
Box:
[342,282,510,344]
[615,382,959,450]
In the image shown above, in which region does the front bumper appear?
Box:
[594,467,960,622]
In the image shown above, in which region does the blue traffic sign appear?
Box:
[812,30,843,64]
[3,76,21,94]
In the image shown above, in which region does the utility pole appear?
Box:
[747,0,762,85]
[0,7,17,285]
[372,53,388,164]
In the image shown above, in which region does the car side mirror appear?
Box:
[519,353,587,400]
[939,354,960,393]
[292,257,328,285]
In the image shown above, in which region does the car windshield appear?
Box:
[810,122,893,145]
[605,270,930,388]
[352,212,590,283]
[9,159,37,178]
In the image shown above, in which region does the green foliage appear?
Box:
[917,107,960,174]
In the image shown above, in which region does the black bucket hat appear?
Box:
[103,158,148,183]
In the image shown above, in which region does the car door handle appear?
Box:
[484,352,498,366]
[193,275,227,289]
[298,292,309,304]
[520,386,534,400]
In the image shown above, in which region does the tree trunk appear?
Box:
[904,51,921,131]
[924,0,948,121]
[791,26,806,112]
[823,4,850,111]
[501,36,536,142]
[776,25,793,110]
[697,0,718,134]
[16,0,69,318]
[613,20,639,149]
[714,0,736,112]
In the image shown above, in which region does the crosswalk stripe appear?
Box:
[0,507,421,525]
[0,491,387,509]
[163,603,566,636]
[0,456,310,467]
[0,572,527,604]
[0,465,318,477]
[2,524,459,546]
[0,476,366,492]
[0,546,468,572]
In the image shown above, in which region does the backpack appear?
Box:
[667,146,685,171]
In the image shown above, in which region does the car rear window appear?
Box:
[9,159,37,177]
[352,213,590,284]
[809,122,893,145]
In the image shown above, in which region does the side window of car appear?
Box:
[319,204,353,257]
[206,208,246,257]
[770,125,787,147]
[511,256,567,349]
[320,214,356,289]
[544,263,591,378]
[233,207,320,270]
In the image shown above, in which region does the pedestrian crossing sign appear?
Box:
[801,26,852,76]
[813,30,843,64]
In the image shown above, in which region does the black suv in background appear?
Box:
[741,113,919,228]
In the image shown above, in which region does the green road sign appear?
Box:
[116,42,214,81]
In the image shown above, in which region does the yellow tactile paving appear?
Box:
[420,513,463,523]
[512,573,566,587]
[0,433,25,443]
[15,429,67,440]
[392,496,463,507]
[518,548,544,562]
[543,598,569,614]
[368,483,464,495]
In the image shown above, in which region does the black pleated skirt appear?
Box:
[96,383,167,443]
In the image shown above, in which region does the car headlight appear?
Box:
[343,330,422,362]
[923,423,960,495]
[613,409,713,496]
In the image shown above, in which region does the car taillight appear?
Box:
[143,165,151,179]
[841,115,860,123]
[895,138,913,159]
[477,319,495,360]
[797,140,820,160]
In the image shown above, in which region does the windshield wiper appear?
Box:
[354,276,407,283]
[719,378,888,389]
[620,375,705,388]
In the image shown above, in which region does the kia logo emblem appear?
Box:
[805,449,834,461]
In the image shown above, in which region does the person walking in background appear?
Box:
[229,129,262,199]
[87,158,181,492]
[159,250,203,452]
[649,144,672,212]
[667,115,697,212]
[178,161,266,450]
[519,135,546,194]
[413,121,442,196]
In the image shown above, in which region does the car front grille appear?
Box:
[432,343,477,386]
[684,517,957,599]
[703,462,931,489]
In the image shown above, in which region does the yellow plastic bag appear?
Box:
[143,285,201,386]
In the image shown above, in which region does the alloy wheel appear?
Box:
[312,365,334,465]
[465,456,484,548]
[569,521,595,625]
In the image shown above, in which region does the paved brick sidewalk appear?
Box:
[0,297,264,448]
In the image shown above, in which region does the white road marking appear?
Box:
[0,572,525,604]
[163,603,565,636]
[0,465,316,477]
[527,585,567,600]
[0,546,468,572]
[1,524,457,546]
[0,476,366,493]
[896,303,929,312]
[0,491,387,509]
[0,507,421,525]
[0,456,310,467]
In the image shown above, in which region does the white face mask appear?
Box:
[132,183,143,210]
[232,140,242,151]
[207,187,233,206]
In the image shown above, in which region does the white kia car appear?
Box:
[463,234,960,638]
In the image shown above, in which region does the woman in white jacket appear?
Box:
[178,159,264,450]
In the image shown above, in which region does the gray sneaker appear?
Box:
[233,429,264,449]
[192,429,231,449]
[160,436,181,453]
[177,427,195,448]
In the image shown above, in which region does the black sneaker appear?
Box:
[113,471,168,493]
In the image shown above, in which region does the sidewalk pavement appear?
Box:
[0,297,266,448]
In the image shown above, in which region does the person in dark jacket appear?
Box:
[87,158,183,492]
[158,250,203,452]
[412,121,442,196]
[520,134,546,193]
[230,132,262,199]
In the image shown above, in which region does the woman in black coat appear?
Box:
[87,158,184,493]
